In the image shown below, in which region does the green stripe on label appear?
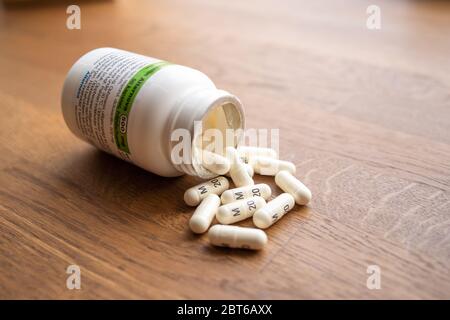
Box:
[114,61,171,154]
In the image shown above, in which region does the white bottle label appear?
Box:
[73,49,170,161]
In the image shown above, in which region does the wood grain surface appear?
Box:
[0,0,449,299]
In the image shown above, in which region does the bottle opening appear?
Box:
[168,88,244,178]
[192,100,244,178]
[196,102,243,153]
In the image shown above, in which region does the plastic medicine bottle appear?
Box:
[61,48,245,178]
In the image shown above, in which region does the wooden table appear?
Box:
[1,0,449,299]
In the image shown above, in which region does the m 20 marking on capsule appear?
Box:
[198,186,208,194]
[247,200,256,210]
[211,179,221,188]
[235,191,244,200]
[252,188,261,196]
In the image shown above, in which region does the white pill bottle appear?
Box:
[61,48,244,178]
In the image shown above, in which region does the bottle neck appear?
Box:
[168,87,245,178]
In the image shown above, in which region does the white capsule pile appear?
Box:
[183,146,312,250]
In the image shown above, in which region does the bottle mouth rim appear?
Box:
[168,88,245,178]
[193,97,245,179]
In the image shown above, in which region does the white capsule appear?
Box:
[208,225,268,250]
[275,170,312,205]
[189,194,221,234]
[244,163,255,177]
[221,183,272,204]
[225,163,254,178]
[217,197,266,224]
[226,147,254,187]
[251,156,296,176]
[184,176,229,206]
[253,193,295,229]
[237,146,277,163]
[200,150,231,175]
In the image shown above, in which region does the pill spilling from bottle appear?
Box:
[184,146,312,250]
[61,49,311,252]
